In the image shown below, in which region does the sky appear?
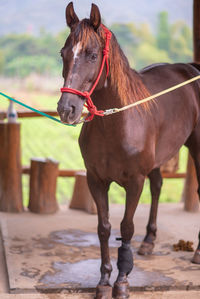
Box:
[0,0,193,35]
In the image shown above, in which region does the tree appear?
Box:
[56,28,70,50]
[134,43,171,70]
[169,22,192,62]
[157,11,171,52]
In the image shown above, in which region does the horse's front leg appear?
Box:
[87,172,112,299]
[113,175,145,299]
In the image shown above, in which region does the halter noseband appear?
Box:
[60,24,112,121]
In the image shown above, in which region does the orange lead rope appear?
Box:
[60,24,112,121]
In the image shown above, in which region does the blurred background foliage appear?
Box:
[0,11,193,78]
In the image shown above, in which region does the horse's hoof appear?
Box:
[138,241,154,255]
[112,281,129,299]
[192,249,200,264]
[95,284,112,299]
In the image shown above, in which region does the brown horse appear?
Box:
[57,2,200,298]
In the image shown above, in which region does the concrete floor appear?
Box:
[0,203,199,298]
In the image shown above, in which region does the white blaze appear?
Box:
[72,42,82,60]
[67,42,82,88]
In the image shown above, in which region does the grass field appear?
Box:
[0,89,188,206]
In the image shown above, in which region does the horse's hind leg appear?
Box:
[185,128,200,264]
[192,231,200,264]
[188,150,200,264]
[190,151,200,264]
[138,168,163,255]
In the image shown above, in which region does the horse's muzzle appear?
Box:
[57,104,76,124]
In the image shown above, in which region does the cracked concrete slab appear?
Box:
[0,203,199,297]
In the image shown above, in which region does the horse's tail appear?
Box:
[189,62,200,73]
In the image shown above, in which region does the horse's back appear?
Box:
[140,62,200,124]
[140,62,200,95]
[139,63,170,74]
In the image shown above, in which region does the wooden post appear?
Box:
[0,122,23,212]
[181,0,200,212]
[69,171,97,214]
[182,154,199,212]
[28,158,59,214]
[160,152,179,173]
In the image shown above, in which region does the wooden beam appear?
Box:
[22,166,84,177]
[0,110,88,119]
[18,111,58,118]
[181,0,200,212]
[161,172,186,179]
[193,0,200,63]
[58,169,84,177]
[22,166,185,179]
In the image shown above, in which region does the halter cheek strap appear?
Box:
[60,24,112,121]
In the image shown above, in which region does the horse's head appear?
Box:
[57,2,107,124]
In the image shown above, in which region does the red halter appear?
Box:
[60,24,112,121]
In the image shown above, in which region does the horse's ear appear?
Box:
[66,2,79,29]
[90,3,101,30]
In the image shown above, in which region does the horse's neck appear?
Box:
[92,83,134,140]
[93,81,121,110]
[92,35,151,132]
[93,72,149,119]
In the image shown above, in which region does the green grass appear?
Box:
[0,91,188,206]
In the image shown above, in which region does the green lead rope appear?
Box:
[0,91,75,126]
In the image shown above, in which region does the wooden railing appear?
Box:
[22,166,80,177]
[21,166,186,179]
[0,110,88,119]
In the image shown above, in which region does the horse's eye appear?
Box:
[86,50,98,62]
[91,53,97,61]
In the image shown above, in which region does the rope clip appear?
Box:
[104,108,119,116]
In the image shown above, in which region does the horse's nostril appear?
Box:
[71,105,75,115]
[57,104,76,123]
[65,107,73,114]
